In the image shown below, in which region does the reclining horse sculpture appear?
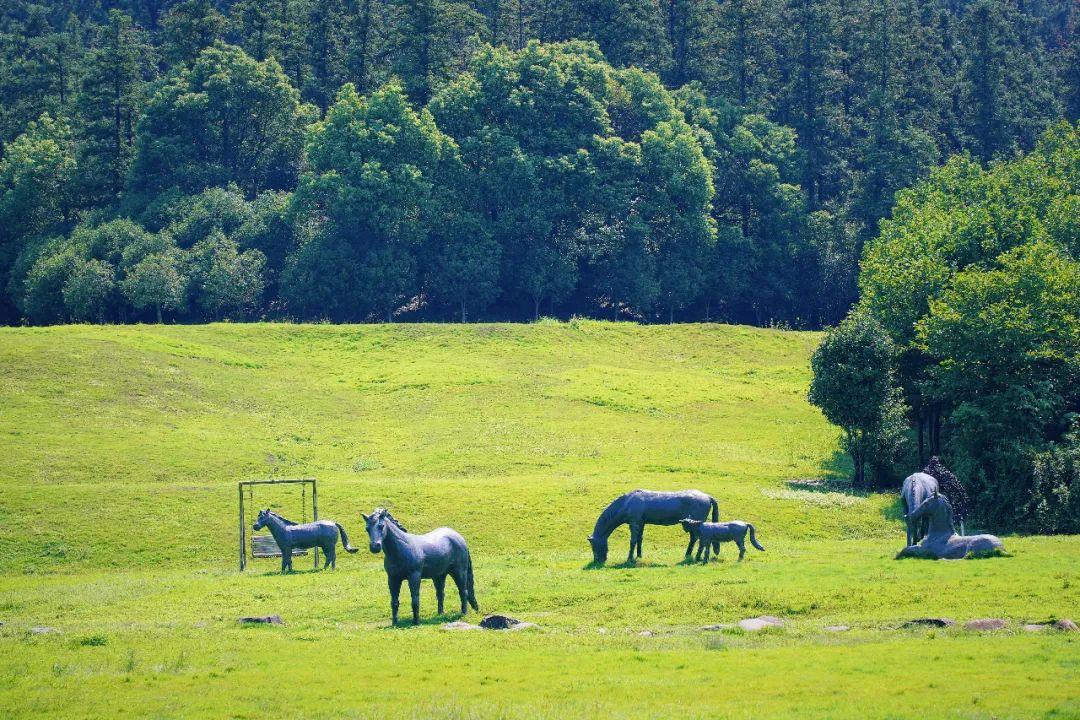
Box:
[252,509,359,573]
[588,489,719,565]
[897,491,1004,559]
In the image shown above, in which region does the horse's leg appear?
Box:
[696,542,704,561]
[323,544,335,570]
[736,538,745,561]
[684,533,696,559]
[636,525,643,559]
[281,549,290,574]
[703,542,711,562]
[407,572,422,625]
[627,524,641,564]
[450,568,468,614]
[388,574,403,626]
[434,574,446,615]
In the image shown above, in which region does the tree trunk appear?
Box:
[460,295,467,323]
[533,295,540,321]
[155,304,162,324]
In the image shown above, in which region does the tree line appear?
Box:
[0,0,1076,326]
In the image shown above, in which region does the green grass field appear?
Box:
[0,321,1077,719]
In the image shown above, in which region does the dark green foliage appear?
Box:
[128,42,313,199]
[808,310,909,487]
[856,121,1080,531]
[0,0,1074,328]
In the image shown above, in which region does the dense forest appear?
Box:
[0,0,1077,326]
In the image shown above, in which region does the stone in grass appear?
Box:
[904,618,956,628]
[30,627,56,634]
[442,621,482,631]
[738,616,784,632]
[638,630,655,637]
[1053,619,1079,632]
[700,624,734,632]
[964,618,1007,631]
[479,614,520,630]
[1022,624,1049,632]
[824,625,850,633]
[238,615,284,625]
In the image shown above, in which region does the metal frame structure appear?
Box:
[238,478,318,571]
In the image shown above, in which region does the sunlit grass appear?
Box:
[0,322,1076,718]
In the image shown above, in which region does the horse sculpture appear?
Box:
[251,509,359,573]
[363,507,478,626]
[900,472,939,546]
[897,491,1004,559]
[588,489,719,565]
[679,519,764,562]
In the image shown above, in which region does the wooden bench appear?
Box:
[250,535,309,558]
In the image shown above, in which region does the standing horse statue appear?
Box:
[588,489,719,565]
[363,507,478,626]
[252,509,359,573]
[900,472,939,546]
[897,491,1004,559]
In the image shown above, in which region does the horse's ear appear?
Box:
[587,535,594,541]
[360,512,368,521]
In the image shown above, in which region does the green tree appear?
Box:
[162,0,227,67]
[75,10,153,204]
[189,230,266,319]
[809,310,908,487]
[284,82,449,321]
[63,257,116,322]
[129,42,313,198]
[121,250,187,322]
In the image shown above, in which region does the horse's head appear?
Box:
[252,508,270,532]
[908,490,950,523]
[362,508,406,554]
[587,534,608,564]
[679,518,702,534]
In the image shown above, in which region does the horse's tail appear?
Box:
[466,550,479,611]
[748,524,765,552]
[710,497,719,523]
[336,523,359,553]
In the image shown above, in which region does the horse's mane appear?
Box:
[375,507,408,533]
[592,494,628,537]
[266,510,298,526]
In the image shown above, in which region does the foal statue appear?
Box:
[363,507,479,626]
[679,518,765,561]
[252,509,359,573]
[897,491,1004,560]
[589,489,719,565]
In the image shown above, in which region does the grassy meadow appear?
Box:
[0,321,1077,719]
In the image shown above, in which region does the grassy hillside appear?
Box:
[0,322,1076,719]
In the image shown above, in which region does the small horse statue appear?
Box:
[588,489,719,565]
[897,491,1004,559]
[252,509,359,573]
[679,518,765,561]
[363,507,479,626]
[900,472,938,546]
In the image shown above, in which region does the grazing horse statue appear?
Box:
[363,507,479,626]
[900,472,939,546]
[252,509,358,573]
[679,518,765,561]
[588,489,719,565]
[897,491,1004,559]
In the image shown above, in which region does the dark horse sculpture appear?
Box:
[252,509,358,573]
[363,507,478,626]
[679,519,764,561]
[897,491,1004,559]
[900,472,939,546]
[588,489,719,565]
